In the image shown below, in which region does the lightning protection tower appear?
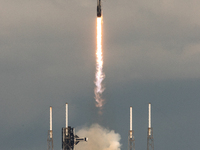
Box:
[147,103,154,150]
[128,106,135,150]
[47,106,54,150]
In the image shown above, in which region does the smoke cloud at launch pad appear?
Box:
[76,124,121,150]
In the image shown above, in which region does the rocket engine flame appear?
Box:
[94,17,105,109]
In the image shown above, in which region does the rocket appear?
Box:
[97,0,101,17]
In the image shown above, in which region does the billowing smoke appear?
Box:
[76,124,121,150]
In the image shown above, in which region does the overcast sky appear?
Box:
[1,0,200,150]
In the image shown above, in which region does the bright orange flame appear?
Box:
[95,17,105,109]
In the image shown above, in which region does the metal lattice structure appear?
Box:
[62,104,88,150]
[147,128,154,150]
[128,131,135,150]
[62,126,88,150]
[47,130,54,150]
[62,127,74,150]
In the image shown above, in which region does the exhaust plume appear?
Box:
[95,17,105,111]
[76,124,121,150]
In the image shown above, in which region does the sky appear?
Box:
[0,0,200,150]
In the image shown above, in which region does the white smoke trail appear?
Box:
[95,17,105,110]
[76,124,121,150]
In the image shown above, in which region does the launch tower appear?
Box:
[62,103,88,150]
[128,106,135,150]
[147,103,154,150]
[47,106,54,150]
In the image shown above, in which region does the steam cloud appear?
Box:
[76,124,121,150]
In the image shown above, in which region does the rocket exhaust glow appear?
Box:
[94,17,105,110]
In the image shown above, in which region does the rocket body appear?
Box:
[97,0,101,17]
